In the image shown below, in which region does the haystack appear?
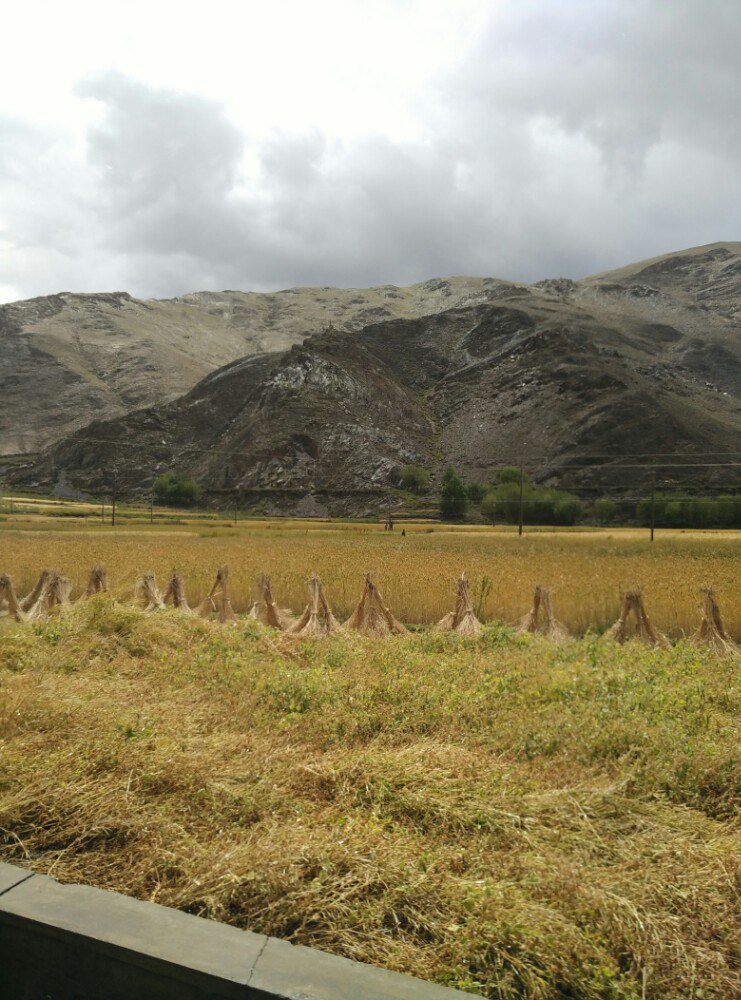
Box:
[606,589,670,648]
[289,574,341,638]
[45,571,73,612]
[436,573,483,636]
[134,573,165,612]
[693,588,737,655]
[250,574,295,630]
[22,570,72,620]
[344,573,408,637]
[163,571,193,613]
[82,563,108,598]
[197,565,237,623]
[19,570,52,613]
[516,586,570,642]
[0,575,26,622]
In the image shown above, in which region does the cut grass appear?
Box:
[0,598,738,998]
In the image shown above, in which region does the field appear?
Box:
[0,518,739,998]
[0,506,739,637]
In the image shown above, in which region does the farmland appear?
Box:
[0,516,739,998]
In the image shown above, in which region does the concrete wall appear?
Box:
[0,862,469,999]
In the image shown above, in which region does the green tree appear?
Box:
[593,497,617,525]
[465,481,487,504]
[399,465,430,494]
[480,489,499,524]
[481,481,584,526]
[553,495,584,526]
[440,468,468,521]
[717,495,741,528]
[153,472,200,507]
[496,466,526,485]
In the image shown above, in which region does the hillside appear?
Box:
[0,278,506,455]
[9,243,741,511]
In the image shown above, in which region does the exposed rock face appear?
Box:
[8,242,741,511]
[0,279,515,455]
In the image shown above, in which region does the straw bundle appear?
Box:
[163,571,193,613]
[289,574,341,639]
[45,571,73,612]
[250,575,295,630]
[0,575,25,622]
[516,586,570,643]
[435,573,483,637]
[134,573,165,612]
[16,570,72,620]
[19,570,52,613]
[82,564,108,599]
[196,565,237,623]
[693,588,737,656]
[606,589,670,647]
[344,573,408,637]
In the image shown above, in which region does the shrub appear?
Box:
[593,498,617,525]
[481,481,584,526]
[153,472,200,507]
[465,482,487,504]
[440,468,468,521]
[399,465,430,494]
[496,466,526,485]
[637,493,740,529]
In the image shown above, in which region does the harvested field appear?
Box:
[0,522,739,997]
[0,522,738,637]
[0,598,738,998]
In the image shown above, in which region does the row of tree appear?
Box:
[438,467,585,524]
[150,466,740,528]
[400,465,741,527]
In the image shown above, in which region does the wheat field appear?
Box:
[0,520,739,637]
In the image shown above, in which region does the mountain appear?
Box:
[0,278,508,455]
[8,243,741,513]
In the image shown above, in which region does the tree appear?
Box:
[399,465,430,494]
[717,495,741,528]
[440,468,468,520]
[593,498,617,525]
[496,466,526,485]
[480,489,499,524]
[465,481,487,504]
[153,472,200,507]
[481,480,584,526]
[553,495,584,526]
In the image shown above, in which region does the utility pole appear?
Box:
[111,463,118,527]
[518,459,525,537]
[150,492,154,524]
[649,470,656,543]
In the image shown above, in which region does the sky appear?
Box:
[0,0,738,302]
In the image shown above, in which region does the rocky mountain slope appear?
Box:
[13,243,740,513]
[0,278,506,455]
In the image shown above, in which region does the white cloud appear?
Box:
[0,0,738,301]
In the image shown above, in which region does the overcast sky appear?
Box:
[1,0,738,302]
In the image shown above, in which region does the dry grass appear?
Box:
[0,597,738,998]
[0,523,738,637]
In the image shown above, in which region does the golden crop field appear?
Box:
[1,512,739,998]
[0,515,739,637]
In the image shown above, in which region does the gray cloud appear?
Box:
[0,0,739,301]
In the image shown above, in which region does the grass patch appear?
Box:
[0,598,738,998]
